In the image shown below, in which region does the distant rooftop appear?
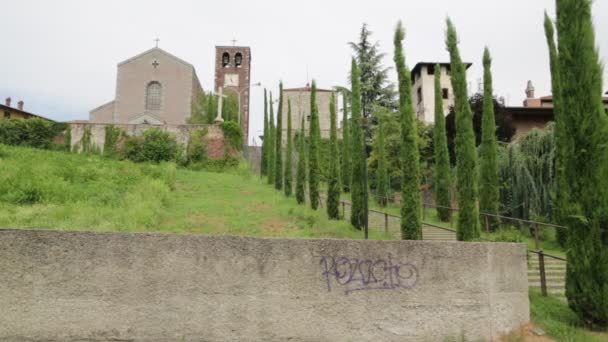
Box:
[283,85,333,93]
[411,62,472,76]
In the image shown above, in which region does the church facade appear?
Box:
[90,47,202,125]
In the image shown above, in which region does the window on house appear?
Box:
[427,65,435,75]
[417,87,422,104]
[442,88,449,100]
[145,81,162,111]
[446,67,451,76]
[222,52,230,68]
[235,53,243,67]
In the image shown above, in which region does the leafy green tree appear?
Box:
[327,92,341,219]
[446,18,480,241]
[549,0,608,327]
[267,92,275,185]
[350,59,367,229]
[296,116,307,204]
[261,89,269,176]
[284,99,293,196]
[394,22,422,240]
[544,13,567,247]
[445,94,516,164]
[308,81,321,210]
[341,91,352,192]
[349,24,396,117]
[479,48,499,230]
[275,83,283,190]
[189,91,238,124]
[433,64,452,222]
[375,117,389,207]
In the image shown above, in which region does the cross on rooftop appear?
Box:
[154,38,160,48]
[231,39,237,46]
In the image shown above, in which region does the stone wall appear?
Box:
[0,229,529,341]
[69,122,230,159]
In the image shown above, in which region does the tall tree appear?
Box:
[261,89,269,176]
[375,117,389,207]
[446,18,481,241]
[327,92,341,219]
[350,59,367,229]
[551,0,608,327]
[433,64,452,222]
[296,116,307,205]
[267,92,275,185]
[341,91,352,192]
[275,83,284,190]
[284,99,293,196]
[308,81,321,210]
[544,13,567,247]
[394,22,422,240]
[349,24,395,118]
[479,48,499,230]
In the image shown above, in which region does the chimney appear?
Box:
[17,101,24,110]
[525,80,535,99]
[5,97,11,107]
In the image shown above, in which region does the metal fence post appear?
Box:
[422,203,427,221]
[539,251,547,296]
[449,210,454,229]
[534,223,540,250]
[384,212,389,234]
[484,215,490,233]
[341,201,345,218]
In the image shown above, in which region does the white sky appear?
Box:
[1,0,607,145]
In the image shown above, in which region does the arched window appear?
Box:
[146,81,162,111]
[222,52,230,67]
[235,53,243,67]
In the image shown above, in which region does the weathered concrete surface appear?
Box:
[0,229,529,342]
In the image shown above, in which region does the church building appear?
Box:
[90,47,202,125]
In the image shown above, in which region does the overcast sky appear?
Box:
[1,0,607,145]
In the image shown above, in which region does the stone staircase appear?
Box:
[527,255,567,296]
[422,224,457,240]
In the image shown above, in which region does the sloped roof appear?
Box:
[117,47,194,69]
[0,103,56,122]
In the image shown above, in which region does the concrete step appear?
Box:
[528,271,566,277]
[529,282,565,289]
[528,276,565,282]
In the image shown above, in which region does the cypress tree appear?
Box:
[551,0,608,327]
[284,99,293,196]
[327,92,340,219]
[446,18,481,241]
[433,64,452,222]
[308,81,321,210]
[350,59,367,229]
[261,89,268,176]
[479,48,499,230]
[296,116,307,205]
[341,91,352,193]
[544,13,567,247]
[275,83,283,190]
[375,117,389,207]
[267,92,275,185]
[394,21,422,240]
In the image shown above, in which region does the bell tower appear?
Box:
[214,45,252,144]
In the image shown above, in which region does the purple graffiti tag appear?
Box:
[317,254,419,295]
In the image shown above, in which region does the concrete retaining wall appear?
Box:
[0,229,529,341]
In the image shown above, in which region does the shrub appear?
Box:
[103,125,121,158]
[120,129,178,164]
[0,118,66,149]
[220,121,243,152]
[186,128,208,164]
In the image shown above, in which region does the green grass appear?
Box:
[530,289,608,341]
[0,144,388,240]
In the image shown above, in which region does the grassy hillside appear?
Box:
[0,144,386,240]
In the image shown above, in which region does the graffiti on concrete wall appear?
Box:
[318,254,418,295]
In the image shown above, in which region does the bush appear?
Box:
[103,125,121,158]
[0,118,66,149]
[220,121,243,151]
[121,129,178,163]
[186,128,208,164]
